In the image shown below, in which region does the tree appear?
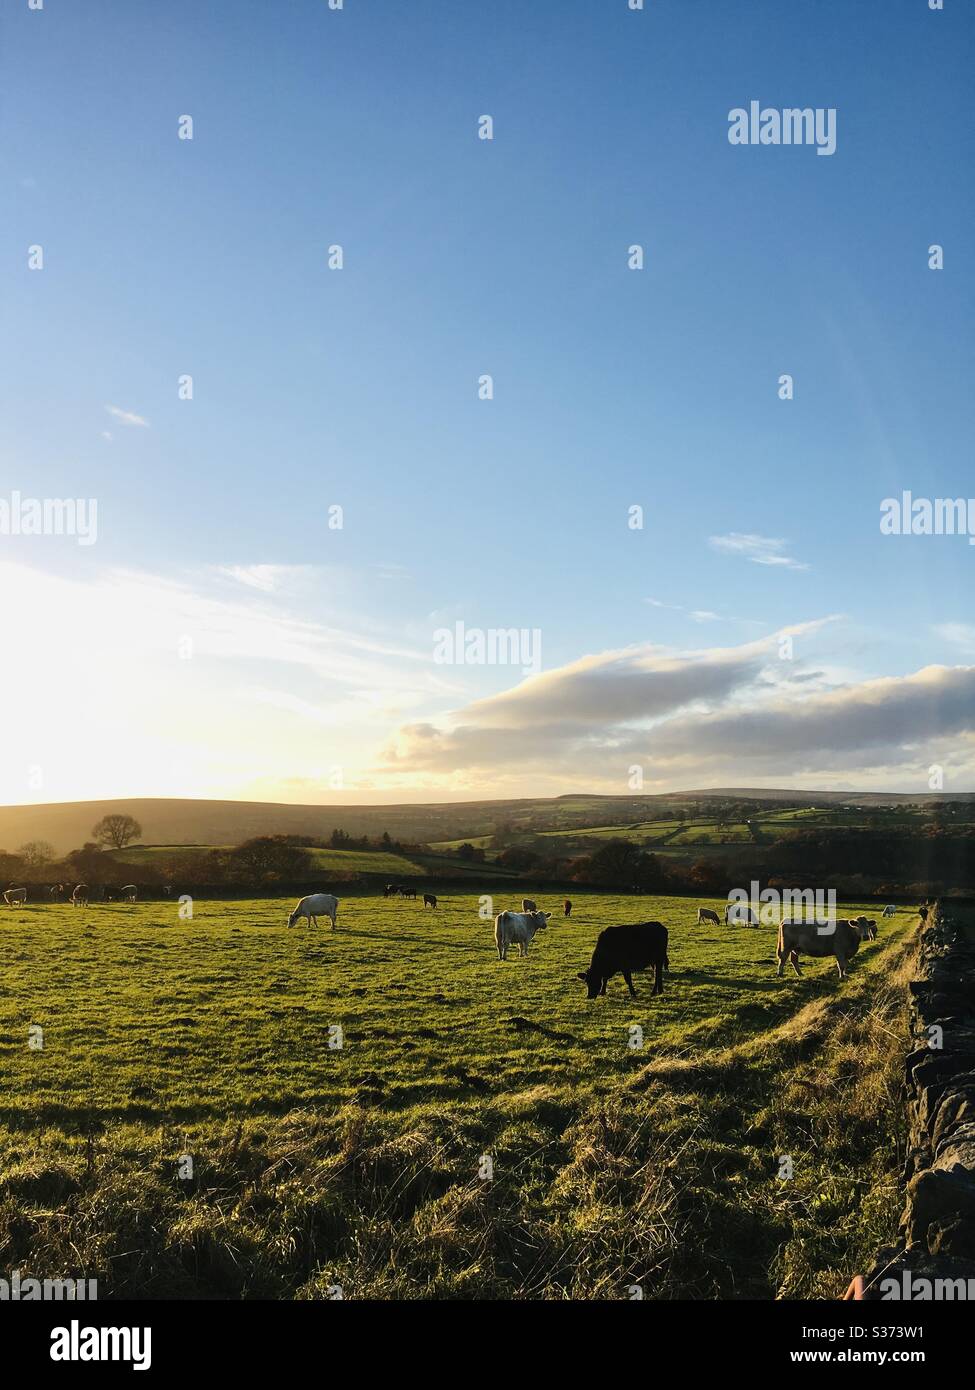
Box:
[92,814,143,851]
[229,837,310,882]
[572,838,667,891]
[497,847,539,871]
[19,840,55,867]
[456,842,486,863]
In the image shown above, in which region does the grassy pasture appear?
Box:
[0,893,919,1299]
[113,844,427,876]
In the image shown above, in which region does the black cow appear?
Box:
[423,893,437,908]
[577,922,669,999]
[563,898,572,917]
[384,883,401,898]
[402,886,417,900]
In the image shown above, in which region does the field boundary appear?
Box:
[863,902,975,1297]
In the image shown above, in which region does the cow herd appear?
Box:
[3,883,141,907]
[283,891,890,999]
[4,879,895,1000]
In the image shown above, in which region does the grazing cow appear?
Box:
[521,898,537,913]
[697,907,721,926]
[401,886,417,900]
[563,899,572,917]
[102,886,115,902]
[384,884,401,898]
[3,887,27,906]
[287,892,338,929]
[776,917,874,980]
[120,885,137,903]
[855,915,878,940]
[71,884,90,907]
[423,893,438,909]
[725,903,758,925]
[494,910,551,960]
[577,922,669,999]
[882,904,896,918]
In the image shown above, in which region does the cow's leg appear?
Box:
[599,977,607,996]
[776,945,785,976]
[653,960,663,995]
[790,950,802,978]
[622,970,636,997]
[835,957,846,979]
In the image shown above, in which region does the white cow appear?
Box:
[882,904,896,918]
[777,917,874,980]
[3,887,27,906]
[120,885,138,903]
[725,903,758,925]
[288,893,338,929]
[494,909,551,960]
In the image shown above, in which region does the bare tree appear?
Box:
[92,814,143,851]
[19,840,55,867]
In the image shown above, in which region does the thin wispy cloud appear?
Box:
[936,623,975,655]
[105,404,149,428]
[645,598,718,622]
[0,559,437,804]
[709,532,809,571]
[215,564,320,595]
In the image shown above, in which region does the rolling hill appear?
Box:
[0,789,970,856]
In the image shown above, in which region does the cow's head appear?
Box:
[576,967,600,999]
[287,909,299,928]
[849,915,877,939]
[532,911,551,930]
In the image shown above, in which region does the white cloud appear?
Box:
[709,532,809,570]
[936,623,975,655]
[381,620,975,791]
[215,564,321,595]
[646,599,719,621]
[105,404,149,428]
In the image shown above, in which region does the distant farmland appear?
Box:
[1,789,969,857]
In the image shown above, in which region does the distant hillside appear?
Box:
[0,789,971,856]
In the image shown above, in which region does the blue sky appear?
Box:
[1,0,973,804]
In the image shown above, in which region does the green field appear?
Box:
[0,892,920,1299]
[114,844,427,876]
